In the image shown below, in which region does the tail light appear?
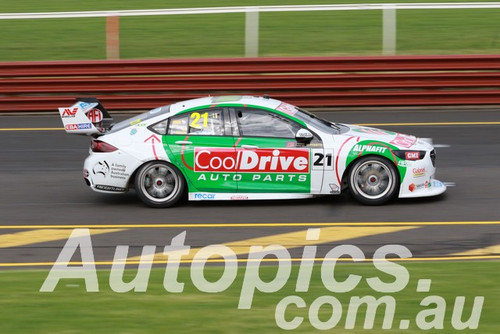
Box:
[91,139,118,152]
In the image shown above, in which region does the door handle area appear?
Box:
[241,144,259,149]
[175,141,192,145]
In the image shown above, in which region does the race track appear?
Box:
[0,108,499,266]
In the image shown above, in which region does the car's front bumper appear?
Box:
[398,149,446,198]
[399,179,446,198]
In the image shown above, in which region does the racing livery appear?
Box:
[58,96,446,207]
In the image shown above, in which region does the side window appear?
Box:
[167,116,188,135]
[236,109,301,139]
[167,109,224,136]
[150,120,169,135]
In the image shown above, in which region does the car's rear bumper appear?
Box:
[83,150,141,194]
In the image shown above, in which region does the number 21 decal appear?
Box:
[312,149,335,170]
[190,112,208,129]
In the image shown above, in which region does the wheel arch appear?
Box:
[127,159,189,192]
[341,153,401,191]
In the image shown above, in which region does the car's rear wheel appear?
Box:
[134,161,185,208]
[348,156,399,205]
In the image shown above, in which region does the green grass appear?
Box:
[0,1,500,60]
[0,0,495,13]
[1,0,499,13]
[0,261,497,333]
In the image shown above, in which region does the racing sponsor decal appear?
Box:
[95,185,126,192]
[93,161,129,180]
[405,151,420,160]
[398,160,409,167]
[413,167,426,178]
[211,96,242,104]
[352,144,387,154]
[276,102,297,116]
[231,195,249,200]
[194,193,216,200]
[409,182,425,192]
[329,184,340,194]
[78,102,91,109]
[79,123,92,130]
[93,161,109,176]
[87,108,103,123]
[196,173,308,183]
[390,133,417,149]
[194,148,309,174]
[61,107,78,118]
[350,142,396,164]
[65,123,92,131]
[109,163,130,180]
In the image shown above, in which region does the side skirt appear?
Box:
[188,192,321,201]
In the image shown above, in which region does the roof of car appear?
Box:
[170,95,283,114]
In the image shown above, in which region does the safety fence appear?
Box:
[1,54,500,112]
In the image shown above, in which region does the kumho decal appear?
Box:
[194,148,310,174]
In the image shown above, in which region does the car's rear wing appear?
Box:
[58,98,114,136]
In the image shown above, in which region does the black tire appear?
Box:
[348,156,399,205]
[134,161,186,208]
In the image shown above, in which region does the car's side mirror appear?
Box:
[295,128,313,144]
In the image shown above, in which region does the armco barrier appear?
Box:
[1,55,500,112]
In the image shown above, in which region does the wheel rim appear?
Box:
[352,160,394,200]
[140,164,179,203]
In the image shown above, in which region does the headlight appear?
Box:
[430,149,436,167]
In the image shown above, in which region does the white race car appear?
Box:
[59,96,446,207]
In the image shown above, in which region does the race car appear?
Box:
[58,95,446,207]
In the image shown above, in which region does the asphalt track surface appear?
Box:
[0,108,499,267]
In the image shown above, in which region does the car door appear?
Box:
[163,108,238,192]
[231,107,324,194]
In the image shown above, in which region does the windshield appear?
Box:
[110,105,171,133]
[294,108,348,134]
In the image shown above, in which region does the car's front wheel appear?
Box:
[134,161,185,208]
[348,156,399,205]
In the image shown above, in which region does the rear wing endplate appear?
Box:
[58,98,114,136]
